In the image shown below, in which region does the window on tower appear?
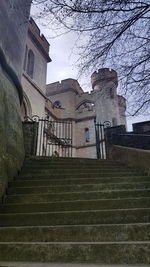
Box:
[85,128,90,142]
[26,49,34,79]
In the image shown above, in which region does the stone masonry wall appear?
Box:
[0,0,31,199]
[0,67,25,198]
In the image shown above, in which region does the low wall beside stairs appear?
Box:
[107,144,150,175]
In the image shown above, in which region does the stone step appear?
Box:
[0,208,150,227]
[21,169,137,175]
[0,242,150,263]
[20,170,142,176]
[23,164,124,170]
[23,160,129,169]
[0,263,147,267]
[10,176,150,187]
[5,189,150,204]
[0,223,150,242]
[7,182,150,195]
[1,157,149,265]
[25,157,116,163]
[0,197,150,214]
[20,172,143,179]
[22,164,130,169]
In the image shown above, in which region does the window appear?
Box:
[23,45,28,71]
[85,128,90,142]
[27,50,34,79]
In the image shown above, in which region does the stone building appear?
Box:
[22,19,126,158]
[21,18,51,119]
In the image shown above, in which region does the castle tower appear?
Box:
[91,68,118,98]
[91,68,126,126]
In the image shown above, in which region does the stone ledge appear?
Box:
[107,145,150,175]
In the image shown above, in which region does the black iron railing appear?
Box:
[24,116,73,157]
[94,120,111,159]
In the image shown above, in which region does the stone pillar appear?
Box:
[23,122,39,157]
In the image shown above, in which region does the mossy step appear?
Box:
[0,223,150,242]
[23,163,122,168]
[22,162,131,168]
[21,170,142,176]
[0,242,150,263]
[5,189,150,204]
[7,182,150,195]
[21,167,135,173]
[20,172,143,179]
[26,157,115,162]
[0,263,147,267]
[0,208,150,226]
[1,198,150,214]
[24,160,125,168]
[10,176,150,187]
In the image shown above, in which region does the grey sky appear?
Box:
[32,14,150,131]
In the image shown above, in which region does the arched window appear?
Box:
[23,45,28,71]
[112,117,117,126]
[85,128,90,143]
[27,50,34,79]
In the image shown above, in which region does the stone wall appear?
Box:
[0,0,31,199]
[0,0,31,79]
[106,124,150,150]
[107,145,150,175]
[0,67,25,198]
[133,121,150,134]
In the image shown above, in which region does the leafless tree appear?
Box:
[32,0,150,116]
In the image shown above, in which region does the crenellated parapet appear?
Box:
[28,18,51,62]
[91,68,118,91]
[46,78,83,96]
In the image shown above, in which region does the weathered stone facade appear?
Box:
[21,19,126,159]
[46,70,126,158]
[0,0,31,199]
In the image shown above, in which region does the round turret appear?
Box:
[91,68,118,91]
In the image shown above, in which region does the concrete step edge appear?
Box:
[1,196,150,206]
[1,207,150,216]
[6,188,150,197]
[8,181,150,189]
[0,241,150,244]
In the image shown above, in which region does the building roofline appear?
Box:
[28,18,52,63]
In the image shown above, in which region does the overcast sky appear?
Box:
[32,15,149,131]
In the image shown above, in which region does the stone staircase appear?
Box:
[0,157,150,264]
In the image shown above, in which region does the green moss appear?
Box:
[0,68,24,199]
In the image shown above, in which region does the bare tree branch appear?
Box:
[32,0,150,116]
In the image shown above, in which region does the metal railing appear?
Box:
[24,116,73,157]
